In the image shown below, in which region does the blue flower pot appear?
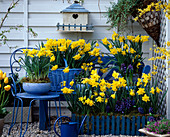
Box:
[23,82,51,95]
[49,68,82,91]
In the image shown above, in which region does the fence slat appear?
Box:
[116,116,120,135]
[96,116,100,135]
[121,116,125,135]
[141,116,146,136]
[126,117,130,135]
[81,116,84,134]
[111,116,115,135]
[106,116,110,135]
[131,116,135,136]
[136,116,141,135]
[90,116,94,135]
[101,116,105,135]
[77,115,80,134]
[86,116,89,135]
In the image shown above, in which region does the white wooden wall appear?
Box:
[0,0,152,76]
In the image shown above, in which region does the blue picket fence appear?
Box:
[71,114,150,136]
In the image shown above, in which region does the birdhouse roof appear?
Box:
[61,2,89,13]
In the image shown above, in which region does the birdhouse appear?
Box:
[57,1,93,32]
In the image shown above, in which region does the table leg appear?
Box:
[39,100,48,130]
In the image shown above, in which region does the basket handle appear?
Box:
[63,58,68,68]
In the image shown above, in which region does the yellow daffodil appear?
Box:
[51,65,58,71]
[141,36,149,42]
[111,94,116,99]
[137,88,145,95]
[110,48,118,55]
[78,97,84,102]
[4,85,11,91]
[4,77,8,84]
[69,80,74,86]
[100,68,108,73]
[112,71,119,79]
[50,56,55,62]
[0,70,3,80]
[61,81,66,87]
[156,87,162,93]
[127,35,135,41]
[151,71,157,75]
[99,92,105,97]
[94,91,98,96]
[129,89,135,96]
[63,67,69,73]
[102,37,108,45]
[150,87,155,94]
[73,54,81,60]
[96,96,104,103]
[137,62,141,68]
[142,94,150,102]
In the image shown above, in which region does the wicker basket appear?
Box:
[132,0,160,46]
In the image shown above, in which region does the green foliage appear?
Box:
[106,0,142,31]
[146,119,170,134]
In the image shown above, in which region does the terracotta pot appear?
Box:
[0,118,4,136]
[139,128,170,137]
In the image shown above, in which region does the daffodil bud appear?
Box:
[0,84,1,88]
[4,77,8,84]
[0,70,3,80]
[2,72,6,79]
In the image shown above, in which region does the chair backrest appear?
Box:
[142,65,151,74]
[10,47,37,77]
[93,56,118,80]
[9,47,37,95]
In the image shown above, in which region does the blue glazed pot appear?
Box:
[49,68,82,91]
[23,82,51,95]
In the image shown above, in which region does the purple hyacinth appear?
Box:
[138,107,144,114]
[149,107,154,114]
[128,64,133,71]
[149,116,155,122]
[121,63,127,73]
[106,105,110,113]
[115,98,135,114]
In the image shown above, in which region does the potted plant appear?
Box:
[20,46,58,94]
[45,38,100,91]
[139,119,170,137]
[0,69,11,135]
[60,66,166,135]
[100,32,149,85]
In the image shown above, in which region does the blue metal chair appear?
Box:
[142,65,151,74]
[8,47,61,137]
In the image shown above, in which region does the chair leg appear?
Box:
[48,101,51,131]
[59,97,61,117]
[19,98,23,137]
[8,99,19,135]
[55,101,59,118]
[22,99,35,137]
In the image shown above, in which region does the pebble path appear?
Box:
[2,122,147,137]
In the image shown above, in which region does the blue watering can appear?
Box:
[54,115,87,137]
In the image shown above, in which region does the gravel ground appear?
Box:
[2,122,147,137]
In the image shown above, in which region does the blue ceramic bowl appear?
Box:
[23,82,51,95]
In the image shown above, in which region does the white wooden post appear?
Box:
[24,0,28,47]
[166,0,170,119]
